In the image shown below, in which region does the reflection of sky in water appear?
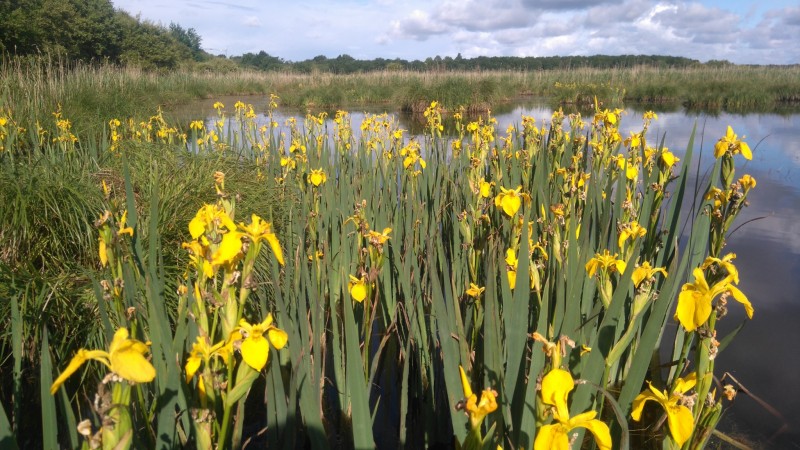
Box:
[494,105,800,446]
[189,98,800,445]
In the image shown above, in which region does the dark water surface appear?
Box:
[186,97,800,448]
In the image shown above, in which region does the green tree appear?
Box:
[169,22,205,61]
[237,51,285,71]
[0,0,206,68]
[117,14,190,69]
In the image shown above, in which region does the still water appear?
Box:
[184,97,800,448]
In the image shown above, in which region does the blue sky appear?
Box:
[111,0,799,64]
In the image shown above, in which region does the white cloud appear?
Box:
[242,16,261,27]
[650,3,741,44]
[521,0,612,12]
[389,9,450,40]
[583,0,654,27]
[431,0,534,31]
[461,45,498,58]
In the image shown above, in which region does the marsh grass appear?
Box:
[3,56,799,135]
[0,126,290,445]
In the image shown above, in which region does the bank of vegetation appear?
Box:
[2,57,799,137]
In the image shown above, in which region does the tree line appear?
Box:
[233,52,702,73]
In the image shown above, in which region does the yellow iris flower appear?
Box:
[117,210,134,237]
[534,368,612,450]
[465,283,485,298]
[594,107,621,127]
[400,142,426,170]
[189,204,237,240]
[494,185,523,217]
[618,221,647,249]
[616,156,639,181]
[184,332,240,382]
[51,328,156,394]
[366,227,392,246]
[631,373,697,446]
[458,365,498,429]
[309,168,327,187]
[625,131,642,149]
[348,275,368,302]
[660,149,680,169]
[505,248,518,290]
[705,186,729,209]
[714,126,752,160]
[632,261,668,288]
[739,174,756,191]
[280,156,297,169]
[237,315,288,371]
[479,179,494,198]
[700,253,738,282]
[98,236,108,267]
[238,214,285,265]
[585,250,626,277]
[211,231,244,267]
[182,239,214,278]
[675,267,752,332]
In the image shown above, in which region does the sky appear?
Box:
[110,0,800,65]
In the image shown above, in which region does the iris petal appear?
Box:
[50,350,89,394]
[111,344,156,383]
[571,412,612,450]
[729,286,754,318]
[240,335,269,371]
[666,404,695,446]
[533,424,570,450]
[267,328,289,350]
[541,369,574,421]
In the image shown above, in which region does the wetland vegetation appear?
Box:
[1,1,797,447]
[1,54,780,448]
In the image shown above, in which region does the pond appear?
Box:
[179,97,800,448]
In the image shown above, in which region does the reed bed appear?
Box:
[0,91,760,449]
[2,56,799,132]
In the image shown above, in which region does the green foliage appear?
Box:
[0,0,119,60]
[238,51,286,71]
[169,23,205,62]
[0,0,206,68]
[116,15,191,69]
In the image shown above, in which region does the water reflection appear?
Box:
[489,106,800,446]
[510,106,800,447]
[179,97,800,446]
